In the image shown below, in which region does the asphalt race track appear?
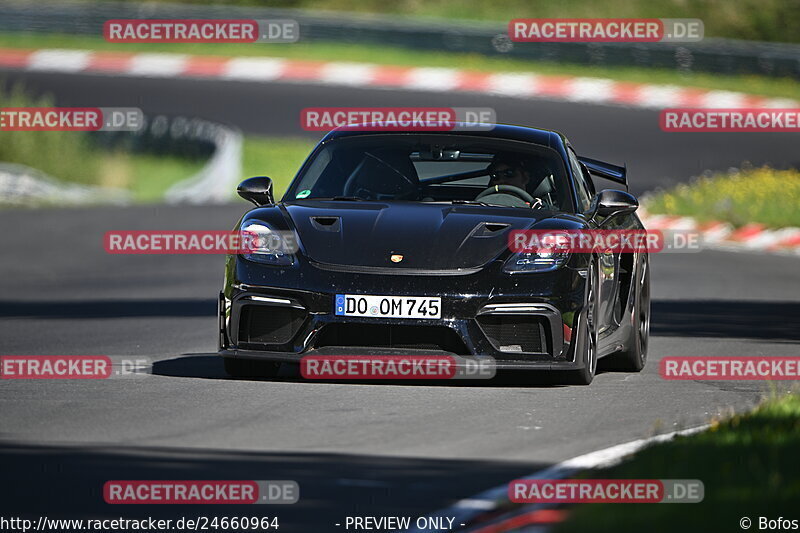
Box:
[0,69,799,531]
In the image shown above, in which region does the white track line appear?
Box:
[406,425,709,532]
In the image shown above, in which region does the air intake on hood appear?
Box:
[485,223,508,232]
[471,222,510,238]
[310,216,341,231]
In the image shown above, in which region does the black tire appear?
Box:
[564,258,599,385]
[606,255,650,372]
[223,357,281,378]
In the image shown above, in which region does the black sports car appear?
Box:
[218,124,650,385]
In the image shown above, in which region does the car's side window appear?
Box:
[567,148,592,213]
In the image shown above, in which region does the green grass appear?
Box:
[2,32,799,101]
[0,79,314,203]
[118,152,206,202]
[644,166,800,228]
[554,392,800,533]
[0,83,102,185]
[84,0,800,43]
[242,136,316,198]
[0,82,207,202]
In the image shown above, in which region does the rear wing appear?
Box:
[578,156,627,189]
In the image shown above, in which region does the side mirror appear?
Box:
[591,189,638,223]
[237,176,274,207]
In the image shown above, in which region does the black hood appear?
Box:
[280,200,551,270]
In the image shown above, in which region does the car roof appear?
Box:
[320,123,567,149]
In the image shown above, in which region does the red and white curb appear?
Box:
[0,47,797,110]
[409,425,708,532]
[3,47,798,249]
[639,208,800,255]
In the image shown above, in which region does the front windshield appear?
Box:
[286,134,574,212]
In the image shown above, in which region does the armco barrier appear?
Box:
[97,114,243,204]
[0,162,129,206]
[0,1,799,79]
[0,114,242,206]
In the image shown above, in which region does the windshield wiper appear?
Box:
[329,196,365,201]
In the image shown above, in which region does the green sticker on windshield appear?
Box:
[296,189,311,199]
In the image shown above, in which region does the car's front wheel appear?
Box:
[565,258,599,385]
[607,255,650,372]
[223,357,281,379]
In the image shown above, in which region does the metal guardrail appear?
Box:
[0,162,130,206]
[0,115,242,206]
[98,114,244,204]
[1,0,799,79]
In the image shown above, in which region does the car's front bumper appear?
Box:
[219,255,591,370]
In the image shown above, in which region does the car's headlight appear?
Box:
[503,231,570,273]
[503,250,570,273]
[239,221,296,266]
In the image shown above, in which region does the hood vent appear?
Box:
[471,222,510,238]
[310,216,341,231]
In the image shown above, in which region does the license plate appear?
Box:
[334,294,441,319]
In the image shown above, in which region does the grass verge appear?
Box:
[554,392,800,533]
[102,151,206,202]
[0,83,318,203]
[0,83,206,202]
[0,78,314,204]
[1,32,799,102]
[644,166,800,229]
[0,79,314,202]
[242,136,315,199]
